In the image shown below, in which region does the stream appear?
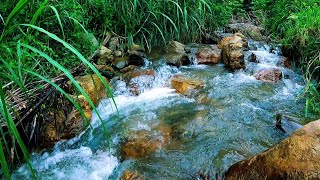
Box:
[12,39,308,179]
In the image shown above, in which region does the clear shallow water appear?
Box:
[13,41,308,180]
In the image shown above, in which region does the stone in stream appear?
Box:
[120,124,172,159]
[147,41,190,67]
[248,53,258,63]
[276,57,291,68]
[94,64,116,79]
[226,23,265,41]
[97,46,114,65]
[171,74,204,95]
[225,119,320,180]
[40,74,108,147]
[254,68,282,82]
[126,44,146,66]
[218,33,247,70]
[113,56,128,69]
[196,45,222,65]
[123,69,155,96]
[119,171,144,180]
[123,69,155,81]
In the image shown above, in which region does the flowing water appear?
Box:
[12,40,308,179]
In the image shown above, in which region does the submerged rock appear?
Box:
[254,69,282,82]
[196,45,222,64]
[171,75,204,94]
[218,33,246,70]
[123,69,155,81]
[120,171,144,180]
[225,119,320,180]
[120,124,172,159]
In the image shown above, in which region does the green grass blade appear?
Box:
[21,24,117,111]
[49,5,65,39]
[1,0,31,40]
[30,0,49,25]
[0,13,4,25]
[150,22,166,45]
[0,83,36,179]
[0,138,10,180]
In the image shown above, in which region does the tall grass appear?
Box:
[0,0,115,178]
[106,0,240,49]
[253,0,320,117]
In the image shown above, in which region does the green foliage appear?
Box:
[252,0,320,117]
[107,0,240,48]
[0,0,115,178]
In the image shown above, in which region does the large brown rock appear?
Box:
[121,124,172,159]
[196,45,222,64]
[218,33,246,70]
[40,74,108,147]
[165,41,185,54]
[225,120,320,180]
[147,44,190,67]
[164,41,190,66]
[254,69,282,82]
[171,75,204,94]
[226,23,265,41]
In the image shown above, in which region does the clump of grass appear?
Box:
[1,0,115,178]
[253,0,320,117]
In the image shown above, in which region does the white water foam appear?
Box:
[12,147,118,180]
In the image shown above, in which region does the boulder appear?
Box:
[254,69,282,82]
[121,124,172,159]
[171,75,204,94]
[225,119,320,180]
[218,33,246,70]
[165,41,185,54]
[196,45,222,64]
[276,57,291,68]
[226,23,265,41]
[163,53,190,67]
[40,74,108,147]
[147,44,190,67]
